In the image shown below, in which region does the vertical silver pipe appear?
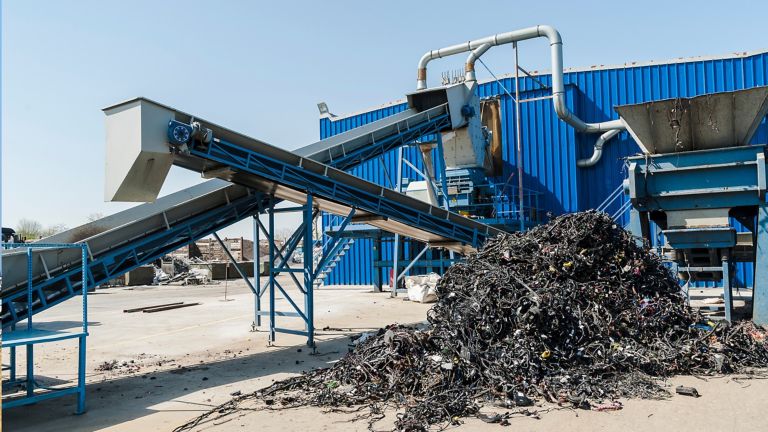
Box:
[391,145,404,297]
[514,43,524,232]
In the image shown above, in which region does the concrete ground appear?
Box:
[3,277,768,432]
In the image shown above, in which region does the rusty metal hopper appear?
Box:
[616,86,768,155]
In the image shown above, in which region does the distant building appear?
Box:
[169,237,254,262]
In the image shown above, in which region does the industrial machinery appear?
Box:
[101,95,502,343]
[622,87,768,323]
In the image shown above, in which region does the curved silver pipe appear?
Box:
[416,25,626,134]
[464,43,492,82]
[576,129,621,168]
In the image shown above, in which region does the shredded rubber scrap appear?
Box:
[174,211,768,431]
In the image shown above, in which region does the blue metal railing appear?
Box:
[597,183,631,226]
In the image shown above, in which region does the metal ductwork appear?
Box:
[576,129,621,168]
[416,25,627,167]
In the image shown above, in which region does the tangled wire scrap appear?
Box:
[174,211,768,431]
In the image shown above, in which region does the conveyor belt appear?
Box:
[116,98,500,251]
[1,99,478,328]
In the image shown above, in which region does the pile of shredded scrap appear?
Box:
[175,211,768,431]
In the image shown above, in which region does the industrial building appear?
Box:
[321,50,768,287]
[3,19,768,432]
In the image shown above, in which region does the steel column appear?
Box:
[753,204,768,325]
[304,195,315,347]
[722,250,733,323]
[254,215,261,327]
[391,145,404,296]
[268,199,276,342]
[373,238,382,292]
[26,248,33,399]
[436,133,450,211]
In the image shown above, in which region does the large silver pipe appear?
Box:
[464,43,492,82]
[417,25,626,134]
[576,129,621,168]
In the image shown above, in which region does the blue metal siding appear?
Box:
[321,51,768,285]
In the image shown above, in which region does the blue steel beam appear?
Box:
[187,136,493,247]
[319,113,451,171]
[2,192,266,328]
[3,99,454,329]
[753,204,768,325]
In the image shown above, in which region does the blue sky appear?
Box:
[3,0,767,238]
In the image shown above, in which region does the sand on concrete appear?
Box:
[3,277,767,432]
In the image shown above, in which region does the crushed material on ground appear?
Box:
[174,211,768,431]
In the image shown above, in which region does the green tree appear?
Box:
[15,218,43,240]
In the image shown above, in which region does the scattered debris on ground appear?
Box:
[173,211,768,431]
[95,359,141,375]
[123,302,201,313]
[94,353,176,376]
[675,386,700,398]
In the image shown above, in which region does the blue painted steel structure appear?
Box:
[624,141,768,323]
[1,100,455,331]
[2,243,88,414]
[320,51,768,286]
[161,112,499,344]
[1,190,266,329]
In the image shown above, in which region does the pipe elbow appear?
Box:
[465,43,492,82]
[417,52,434,89]
[577,129,621,168]
[536,25,562,45]
[418,51,434,70]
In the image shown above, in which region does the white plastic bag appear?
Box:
[405,273,440,303]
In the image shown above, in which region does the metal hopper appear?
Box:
[616,86,768,155]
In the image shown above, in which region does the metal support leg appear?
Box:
[304,195,315,347]
[391,144,404,297]
[76,335,86,414]
[628,209,650,245]
[9,324,17,382]
[722,250,733,323]
[26,345,33,398]
[254,215,261,327]
[394,244,430,286]
[373,238,382,292]
[436,133,449,211]
[213,232,256,293]
[268,199,276,343]
[391,234,400,297]
[753,204,768,325]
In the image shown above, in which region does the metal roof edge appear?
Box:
[325,49,768,122]
[319,98,408,122]
[481,49,768,83]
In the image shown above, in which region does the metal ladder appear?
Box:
[313,238,355,288]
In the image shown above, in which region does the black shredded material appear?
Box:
[174,211,768,431]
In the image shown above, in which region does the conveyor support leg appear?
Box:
[753,204,768,325]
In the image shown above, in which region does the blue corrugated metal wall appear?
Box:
[320,51,768,286]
